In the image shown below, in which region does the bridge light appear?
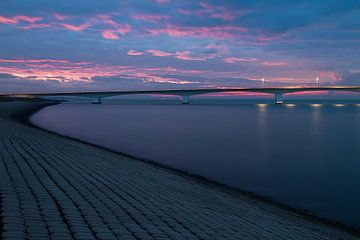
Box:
[311,104,322,108]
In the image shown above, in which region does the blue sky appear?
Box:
[0,0,360,93]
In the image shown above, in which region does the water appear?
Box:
[31,99,360,228]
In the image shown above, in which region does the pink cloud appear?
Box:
[211,12,236,21]
[223,57,258,63]
[0,15,42,24]
[262,61,287,66]
[0,59,206,85]
[175,51,208,61]
[53,13,68,21]
[146,50,173,57]
[14,15,42,23]
[101,18,118,28]
[127,50,144,56]
[132,73,194,84]
[253,33,284,45]
[257,35,282,42]
[20,23,50,29]
[132,14,170,23]
[0,58,69,63]
[178,2,237,21]
[115,24,131,35]
[145,49,215,60]
[147,24,247,39]
[102,30,119,39]
[100,18,131,35]
[0,15,17,24]
[62,22,91,31]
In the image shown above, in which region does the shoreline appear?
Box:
[18,100,360,235]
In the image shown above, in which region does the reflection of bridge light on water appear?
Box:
[311,104,322,108]
[334,104,345,107]
[285,104,295,108]
[257,104,267,108]
[257,104,267,112]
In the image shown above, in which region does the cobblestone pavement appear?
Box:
[0,102,359,240]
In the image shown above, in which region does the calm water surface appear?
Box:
[31,99,360,227]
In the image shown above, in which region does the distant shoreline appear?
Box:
[9,99,360,236]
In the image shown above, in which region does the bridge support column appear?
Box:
[181,95,190,104]
[274,92,283,104]
[92,97,102,104]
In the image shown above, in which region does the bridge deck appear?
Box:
[2,86,360,99]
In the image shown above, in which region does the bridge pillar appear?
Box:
[274,92,283,104]
[181,95,190,104]
[92,97,102,104]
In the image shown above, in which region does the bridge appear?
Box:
[3,86,360,104]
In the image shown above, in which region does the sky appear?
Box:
[1,0,360,93]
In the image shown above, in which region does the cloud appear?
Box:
[0,14,48,30]
[146,50,173,57]
[61,22,91,31]
[127,50,144,56]
[223,57,258,63]
[0,58,69,63]
[114,24,131,35]
[102,30,119,39]
[174,51,208,61]
[0,12,133,36]
[128,49,214,61]
[131,73,196,84]
[53,13,68,21]
[177,2,238,21]
[20,23,50,29]
[0,15,18,24]
[97,20,132,36]
[262,61,288,66]
[0,15,42,24]
[146,24,247,39]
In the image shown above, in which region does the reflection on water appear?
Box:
[334,104,345,107]
[285,104,296,108]
[311,103,322,107]
[31,100,360,228]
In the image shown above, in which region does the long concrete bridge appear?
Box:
[3,86,360,104]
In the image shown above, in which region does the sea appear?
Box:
[30,98,360,228]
